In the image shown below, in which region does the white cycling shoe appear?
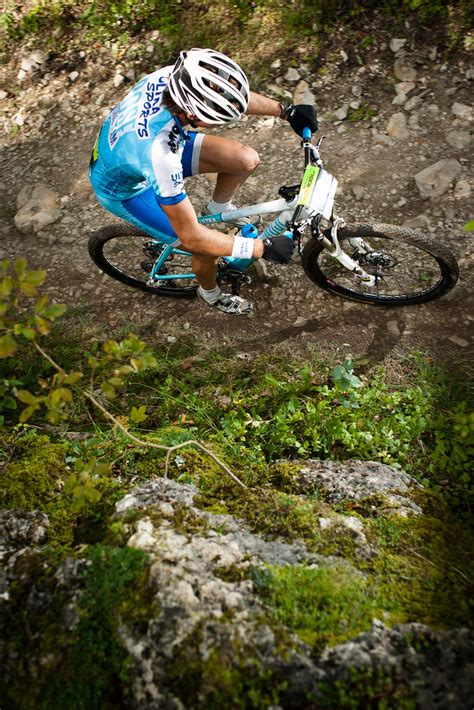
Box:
[197,287,253,316]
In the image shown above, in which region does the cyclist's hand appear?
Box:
[262,235,294,264]
[285,104,318,137]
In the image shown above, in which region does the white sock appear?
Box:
[206,197,234,214]
[198,285,222,304]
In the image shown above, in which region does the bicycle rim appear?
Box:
[302,223,459,306]
[88,224,198,298]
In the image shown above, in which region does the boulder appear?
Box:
[387,112,409,140]
[451,102,473,121]
[445,130,472,150]
[414,159,462,199]
[291,459,423,516]
[293,80,315,105]
[14,184,61,234]
[394,59,417,82]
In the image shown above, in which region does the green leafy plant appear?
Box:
[346,102,378,123]
[0,259,246,509]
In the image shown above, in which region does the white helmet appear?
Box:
[167,48,249,124]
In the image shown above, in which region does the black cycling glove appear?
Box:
[283,104,318,137]
[262,235,294,264]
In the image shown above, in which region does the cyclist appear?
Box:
[89,48,318,315]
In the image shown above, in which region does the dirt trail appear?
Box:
[1,45,472,366]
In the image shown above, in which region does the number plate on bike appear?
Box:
[304,169,338,220]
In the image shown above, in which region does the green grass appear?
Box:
[1,0,471,74]
[250,564,376,651]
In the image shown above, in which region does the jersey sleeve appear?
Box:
[143,129,187,205]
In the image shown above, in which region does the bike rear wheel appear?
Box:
[88,223,198,298]
[301,222,459,306]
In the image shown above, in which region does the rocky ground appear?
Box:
[1,36,473,363]
[1,31,474,707]
[3,461,474,708]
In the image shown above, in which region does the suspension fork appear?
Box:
[316,217,376,286]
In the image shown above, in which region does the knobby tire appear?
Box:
[88,223,198,298]
[301,222,459,306]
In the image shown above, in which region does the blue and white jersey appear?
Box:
[89,66,189,204]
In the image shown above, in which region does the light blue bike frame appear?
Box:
[147,196,298,283]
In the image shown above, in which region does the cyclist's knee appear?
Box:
[238,146,260,175]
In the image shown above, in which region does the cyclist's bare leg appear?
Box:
[192,253,218,290]
[198,134,260,203]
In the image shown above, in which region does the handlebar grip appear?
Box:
[302,127,312,141]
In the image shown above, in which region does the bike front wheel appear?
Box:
[88,223,198,298]
[301,222,459,306]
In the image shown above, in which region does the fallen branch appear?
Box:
[33,340,247,489]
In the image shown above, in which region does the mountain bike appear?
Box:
[88,128,459,307]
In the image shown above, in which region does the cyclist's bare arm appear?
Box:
[162,197,265,258]
[246,91,281,117]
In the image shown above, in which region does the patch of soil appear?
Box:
[1,37,472,367]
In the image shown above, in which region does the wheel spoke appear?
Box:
[302,223,457,306]
[89,229,198,298]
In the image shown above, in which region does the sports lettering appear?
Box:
[108,75,168,148]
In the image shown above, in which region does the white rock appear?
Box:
[351,85,362,97]
[258,117,275,128]
[445,130,471,150]
[113,73,125,88]
[352,186,366,201]
[408,113,421,130]
[14,184,61,235]
[387,112,409,140]
[17,69,27,82]
[13,111,25,127]
[20,57,35,72]
[394,81,415,96]
[69,71,79,83]
[371,129,392,146]
[293,80,315,105]
[448,336,470,347]
[392,94,407,106]
[394,59,417,82]
[271,58,281,69]
[173,580,200,609]
[390,38,407,53]
[128,518,155,550]
[402,215,430,230]
[29,50,47,65]
[414,159,462,199]
[285,67,301,82]
[451,102,473,121]
[428,47,438,60]
[405,95,422,111]
[387,320,401,337]
[319,517,333,530]
[349,100,361,110]
[334,103,349,121]
[340,49,348,62]
[454,180,471,199]
[0,90,8,101]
